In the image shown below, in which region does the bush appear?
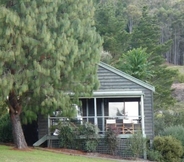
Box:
[58,121,99,152]
[154,111,184,135]
[147,149,163,161]
[0,114,13,143]
[160,125,184,148]
[77,122,99,152]
[83,140,98,152]
[126,131,146,159]
[58,122,76,149]
[153,136,183,162]
[104,125,119,155]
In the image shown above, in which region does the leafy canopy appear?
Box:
[116,47,154,81]
[0,0,102,123]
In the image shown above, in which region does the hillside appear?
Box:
[167,64,184,110]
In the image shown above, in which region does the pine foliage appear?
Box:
[0,0,102,123]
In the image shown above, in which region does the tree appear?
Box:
[131,6,172,58]
[95,0,130,61]
[129,7,176,111]
[0,0,102,149]
[116,48,154,81]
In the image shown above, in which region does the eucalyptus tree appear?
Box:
[131,6,172,59]
[0,0,102,149]
[95,0,130,61]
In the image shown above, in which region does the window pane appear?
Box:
[108,102,124,117]
[125,102,139,120]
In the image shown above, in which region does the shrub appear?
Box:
[126,131,146,159]
[154,111,184,136]
[58,121,99,152]
[160,125,184,148]
[153,136,183,162]
[0,114,13,143]
[83,140,98,152]
[58,122,76,149]
[147,149,163,161]
[77,122,99,152]
[104,125,119,155]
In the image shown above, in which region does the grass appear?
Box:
[0,145,130,162]
[167,64,184,83]
[168,65,184,75]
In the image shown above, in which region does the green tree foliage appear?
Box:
[131,6,172,63]
[116,47,154,81]
[129,7,176,111]
[95,0,130,60]
[0,0,102,149]
[95,2,177,111]
[151,66,177,110]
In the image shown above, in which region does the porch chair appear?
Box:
[122,119,134,134]
[106,119,116,131]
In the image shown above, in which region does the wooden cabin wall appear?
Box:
[98,66,154,139]
[37,115,48,139]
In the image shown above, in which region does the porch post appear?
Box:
[141,95,145,136]
[101,99,105,133]
[86,99,89,122]
[141,94,147,159]
[94,97,98,126]
[48,115,51,147]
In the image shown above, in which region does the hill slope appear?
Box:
[167,64,184,110]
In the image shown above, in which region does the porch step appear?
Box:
[33,135,58,147]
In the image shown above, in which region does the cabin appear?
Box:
[34,62,155,158]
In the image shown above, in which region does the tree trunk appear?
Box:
[8,90,28,149]
[10,113,28,149]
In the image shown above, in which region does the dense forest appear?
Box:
[94,0,184,65]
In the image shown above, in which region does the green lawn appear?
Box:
[0,145,127,162]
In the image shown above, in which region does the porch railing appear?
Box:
[48,115,142,136]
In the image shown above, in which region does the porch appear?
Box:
[48,90,146,138]
[79,91,145,137]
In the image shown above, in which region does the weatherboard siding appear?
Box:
[37,115,48,139]
[98,65,154,138]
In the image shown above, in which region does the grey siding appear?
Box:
[97,65,154,139]
[37,115,48,139]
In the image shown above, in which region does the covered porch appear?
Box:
[49,90,146,138]
[80,90,145,137]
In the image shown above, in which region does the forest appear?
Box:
[94,0,184,65]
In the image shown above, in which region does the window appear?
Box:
[108,101,139,122]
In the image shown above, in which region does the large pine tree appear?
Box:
[0,0,102,149]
